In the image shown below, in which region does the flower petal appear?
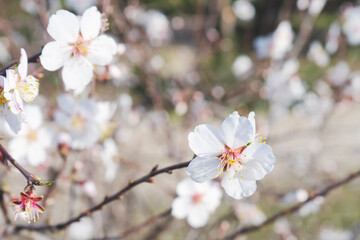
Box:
[47,9,80,42]
[188,124,224,156]
[40,41,72,71]
[20,75,39,103]
[171,197,190,219]
[187,205,210,228]
[80,6,101,40]
[187,156,220,183]
[87,35,117,65]
[221,171,257,199]
[248,111,256,137]
[221,111,254,148]
[18,48,28,79]
[62,57,93,94]
[241,143,275,180]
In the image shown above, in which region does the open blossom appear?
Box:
[54,94,100,149]
[10,190,45,223]
[187,111,276,199]
[40,7,117,94]
[171,178,222,228]
[2,48,39,114]
[9,105,52,166]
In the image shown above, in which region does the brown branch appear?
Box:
[0,51,42,76]
[225,169,360,240]
[13,160,191,232]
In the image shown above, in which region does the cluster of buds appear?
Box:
[10,187,45,223]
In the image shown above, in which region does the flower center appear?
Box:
[0,89,8,106]
[72,114,86,130]
[217,145,248,179]
[71,34,90,57]
[191,193,204,204]
[26,129,38,141]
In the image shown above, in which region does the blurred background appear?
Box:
[0,0,360,239]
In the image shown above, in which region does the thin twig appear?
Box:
[225,169,360,239]
[0,51,42,76]
[13,160,191,232]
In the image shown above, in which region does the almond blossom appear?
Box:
[40,6,117,94]
[2,48,39,115]
[54,94,100,149]
[171,178,222,228]
[10,190,45,223]
[187,111,276,199]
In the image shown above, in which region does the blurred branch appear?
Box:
[0,51,42,76]
[13,160,191,232]
[225,168,360,240]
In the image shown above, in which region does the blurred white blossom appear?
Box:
[234,202,266,226]
[307,41,329,67]
[319,227,353,240]
[232,55,253,79]
[171,178,222,228]
[308,0,326,16]
[65,0,96,13]
[232,0,256,22]
[270,21,294,60]
[343,6,360,46]
[326,22,341,54]
[68,217,94,240]
[298,196,324,217]
[101,138,120,182]
[327,61,350,86]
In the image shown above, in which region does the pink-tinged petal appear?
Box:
[80,6,101,40]
[188,124,224,156]
[220,111,254,148]
[62,56,93,94]
[187,156,220,183]
[47,9,80,43]
[6,90,23,114]
[171,197,191,219]
[18,48,28,79]
[221,171,257,199]
[87,35,117,65]
[187,205,210,228]
[40,41,72,71]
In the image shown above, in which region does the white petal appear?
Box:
[187,156,220,183]
[20,76,39,103]
[1,107,22,134]
[19,48,28,79]
[47,9,80,42]
[80,6,101,40]
[56,94,76,115]
[87,35,117,65]
[176,178,196,196]
[27,143,46,166]
[188,124,224,156]
[221,171,257,199]
[62,57,93,94]
[242,143,275,180]
[220,111,254,148]
[40,41,72,71]
[171,197,190,219]
[248,111,256,137]
[187,205,210,228]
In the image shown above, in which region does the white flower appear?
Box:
[234,202,266,226]
[187,111,276,199]
[319,227,353,240]
[54,94,100,149]
[298,196,324,217]
[171,178,222,228]
[232,0,256,22]
[326,22,341,54]
[101,138,120,182]
[327,61,350,86]
[3,48,39,115]
[0,77,23,134]
[253,35,272,59]
[308,0,326,16]
[281,189,308,205]
[307,41,329,67]
[297,0,309,11]
[343,6,360,46]
[141,10,171,47]
[9,105,52,166]
[232,55,253,79]
[270,21,294,60]
[40,7,117,94]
